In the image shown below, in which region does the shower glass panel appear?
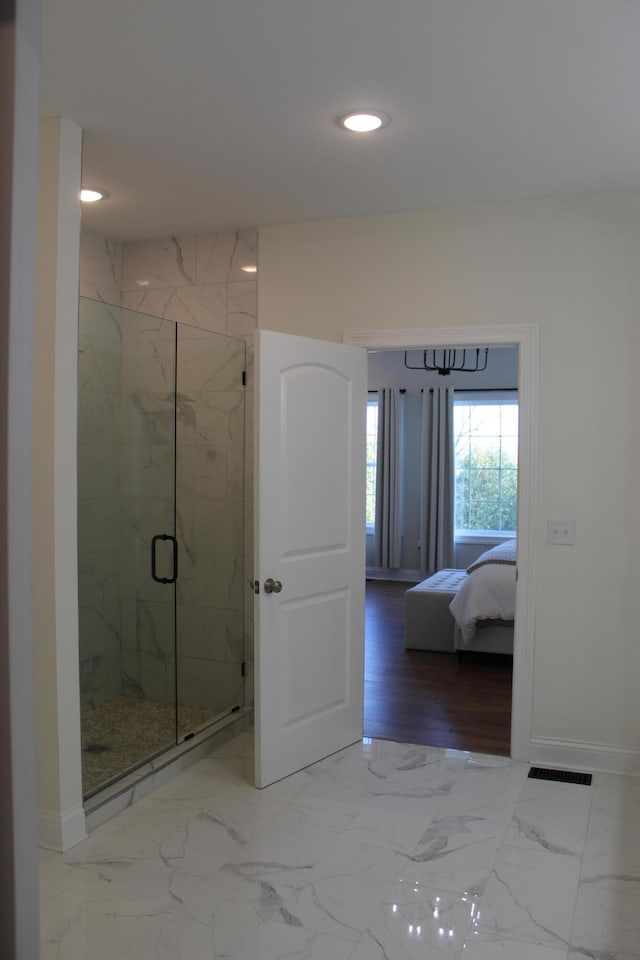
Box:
[77,298,245,798]
[175,327,246,739]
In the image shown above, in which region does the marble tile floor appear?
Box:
[40,731,640,959]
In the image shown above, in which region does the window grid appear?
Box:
[454,401,518,535]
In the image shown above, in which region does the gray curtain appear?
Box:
[419,387,454,573]
[373,388,403,568]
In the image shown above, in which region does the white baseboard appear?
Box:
[39,804,87,852]
[530,736,640,778]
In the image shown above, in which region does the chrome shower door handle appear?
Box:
[263,578,283,594]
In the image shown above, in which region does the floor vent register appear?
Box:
[528,766,592,786]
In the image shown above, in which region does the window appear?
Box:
[454,391,518,538]
[366,397,378,527]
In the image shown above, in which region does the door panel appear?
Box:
[255,330,366,787]
[280,365,351,552]
[175,325,246,740]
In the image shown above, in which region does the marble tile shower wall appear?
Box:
[78,232,125,709]
[78,297,126,709]
[174,325,246,713]
[79,230,123,306]
[78,229,257,715]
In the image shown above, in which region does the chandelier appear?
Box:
[404,348,489,376]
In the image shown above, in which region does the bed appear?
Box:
[449,540,516,655]
[403,539,516,655]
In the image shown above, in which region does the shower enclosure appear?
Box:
[77,297,246,797]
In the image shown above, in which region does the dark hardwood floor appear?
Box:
[364,580,513,756]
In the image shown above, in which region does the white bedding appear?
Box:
[449,542,517,642]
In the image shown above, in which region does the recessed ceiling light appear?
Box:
[241,264,257,273]
[80,188,108,202]
[337,110,390,133]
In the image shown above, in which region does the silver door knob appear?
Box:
[264,578,283,594]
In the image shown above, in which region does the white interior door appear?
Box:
[254,329,366,787]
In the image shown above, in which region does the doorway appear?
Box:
[363,344,518,754]
[253,324,537,788]
[345,324,538,763]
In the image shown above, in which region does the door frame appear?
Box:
[344,324,538,762]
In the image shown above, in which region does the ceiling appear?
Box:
[40,0,640,242]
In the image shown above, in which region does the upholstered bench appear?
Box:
[404,569,468,652]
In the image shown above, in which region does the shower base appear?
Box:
[81,696,217,796]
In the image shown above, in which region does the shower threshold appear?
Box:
[83,706,253,832]
[82,696,242,799]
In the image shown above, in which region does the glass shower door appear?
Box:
[175,325,246,739]
[78,299,178,797]
[118,306,179,763]
[78,300,247,796]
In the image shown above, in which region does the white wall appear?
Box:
[34,117,86,850]
[258,195,640,767]
[1,0,41,953]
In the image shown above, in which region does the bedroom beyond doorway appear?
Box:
[364,580,512,755]
[363,344,517,755]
